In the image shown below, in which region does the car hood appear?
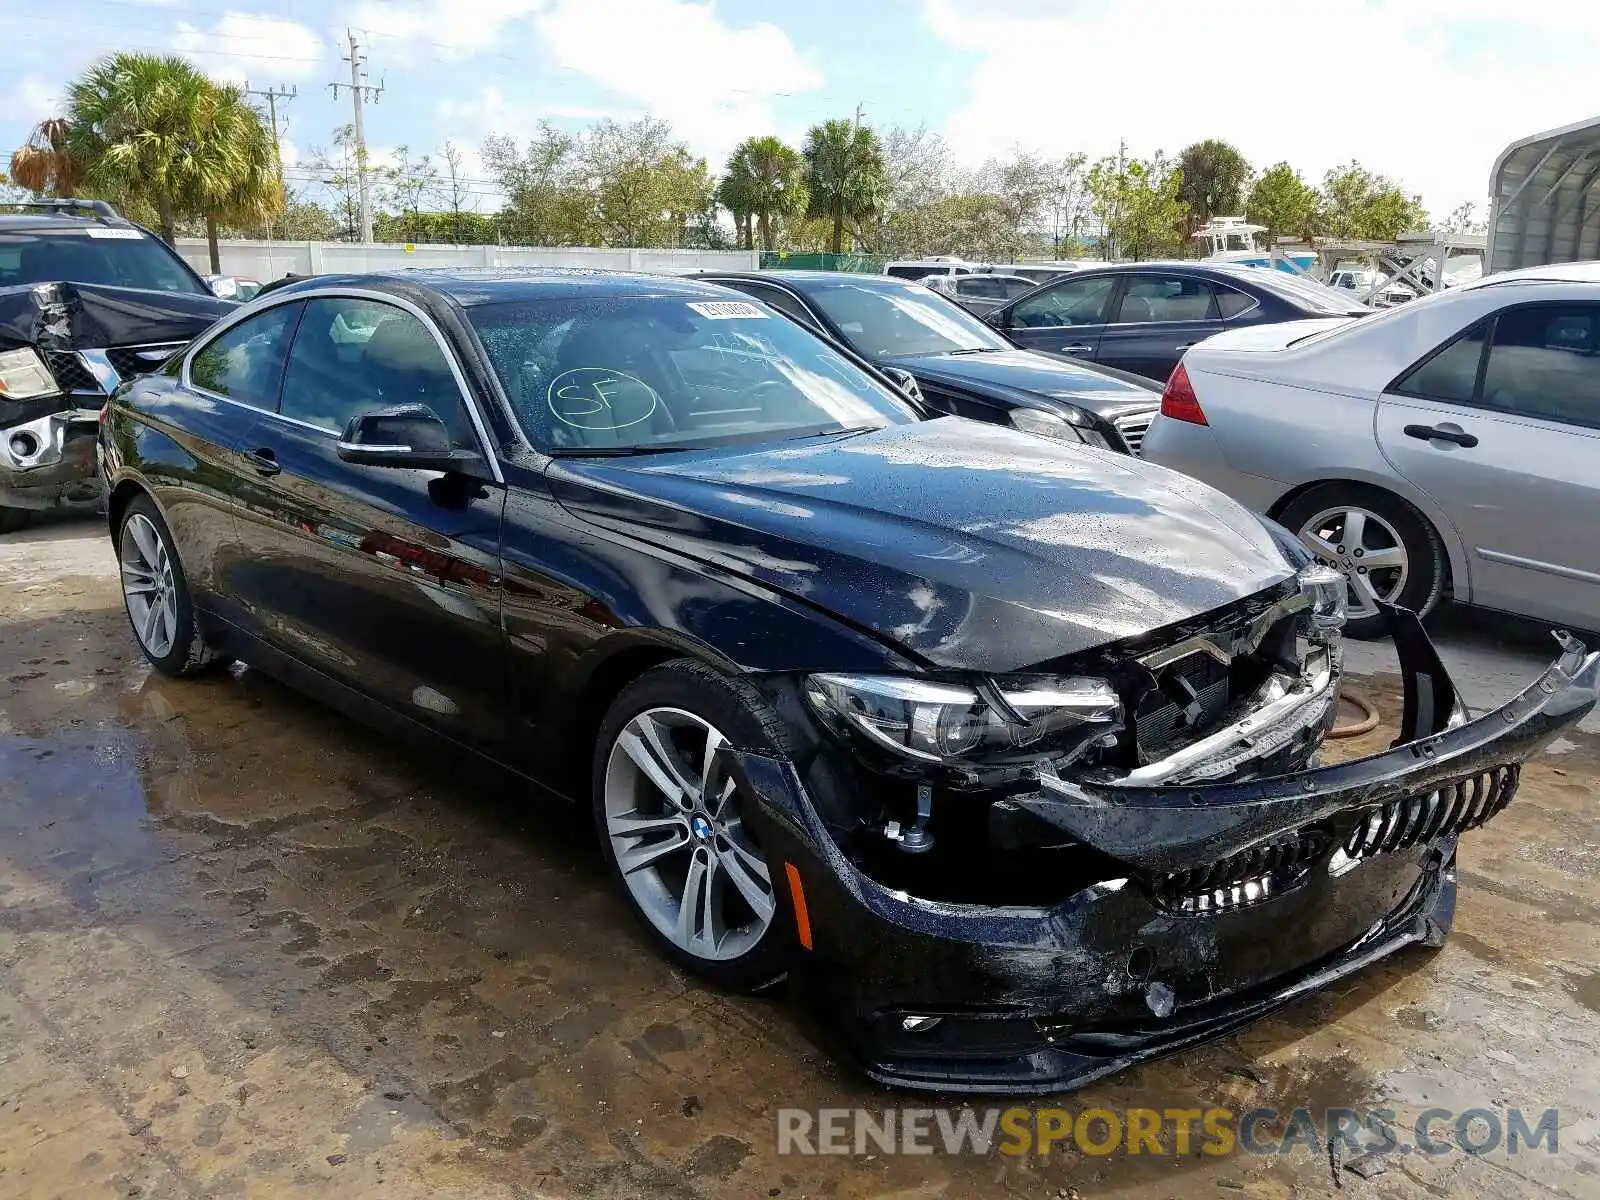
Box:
[894,348,1159,416]
[0,280,232,353]
[546,417,1297,672]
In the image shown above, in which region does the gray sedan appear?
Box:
[1143,262,1600,637]
[922,272,1039,316]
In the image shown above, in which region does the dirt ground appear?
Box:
[2,513,1597,1199]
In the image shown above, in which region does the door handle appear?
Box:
[246,446,282,476]
[1403,423,1478,448]
[1058,343,1093,354]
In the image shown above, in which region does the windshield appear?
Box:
[0,230,208,295]
[803,280,1014,358]
[467,294,919,454]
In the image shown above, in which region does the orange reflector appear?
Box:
[784,862,813,951]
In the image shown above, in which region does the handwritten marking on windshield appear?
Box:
[547,367,659,430]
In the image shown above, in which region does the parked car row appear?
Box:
[97,264,1598,1093]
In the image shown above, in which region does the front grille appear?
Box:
[1343,766,1520,860]
[105,342,185,379]
[1114,412,1153,455]
[1153,826,1332,913]
[41,350,102,394]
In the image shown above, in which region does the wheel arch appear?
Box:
[106,476,158,539]
[1267,475,1467,602]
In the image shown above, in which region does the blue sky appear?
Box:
[4,0,1598,222]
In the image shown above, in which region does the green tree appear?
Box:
[982,148,1053,261]
[1319,160,1427,240]
[851,124,954,257]
[1175,139,1252,241]
[187,82,280,270]
[718,135,808,253]
[1088,152,1186,260]
[483,123,592,246]
[1246,162,1320,244]
[380,145,439,243]
[583,118,711,248]
[62,54,206,244]
[802,118,889,253]
[304,126,362,242]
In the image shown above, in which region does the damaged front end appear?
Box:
[1,280,224,520]
[731,581,1600,1093]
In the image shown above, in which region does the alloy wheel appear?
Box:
[120,513,179,659]
[603,707,775,962]
[1297,505,1409,621]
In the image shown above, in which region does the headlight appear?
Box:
[0,348,59,401]
[1298,563,1346,633]
[805,673,1122,764]
[1008,408,1086,442]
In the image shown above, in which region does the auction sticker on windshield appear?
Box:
[687,301,768,319]
[85,228,145,239]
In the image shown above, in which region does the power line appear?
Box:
[329,31,383,243]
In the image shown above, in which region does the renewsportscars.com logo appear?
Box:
[775,1106,1561,1159]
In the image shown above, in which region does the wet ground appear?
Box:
[2,513,1597,1199]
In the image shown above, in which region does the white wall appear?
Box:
[174,239,759,279]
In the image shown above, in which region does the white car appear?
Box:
[1143,261,1600,637]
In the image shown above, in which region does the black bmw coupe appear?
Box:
[100,268,1597,1092]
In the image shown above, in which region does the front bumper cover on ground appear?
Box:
[726,619,1599,1093]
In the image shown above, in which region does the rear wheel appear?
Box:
[1278,483,1445,639]
[593,660,789,992]
[117,495,215,676]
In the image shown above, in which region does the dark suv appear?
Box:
[0,200,232,532]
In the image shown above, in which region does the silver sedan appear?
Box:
[1143,262,1600,637]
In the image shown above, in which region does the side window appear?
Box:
[1001,278,1038,300]
[1011,275,1117,328]
[187,303,299,408]
[1480,305,1600,428]
[1116,274,1218,323]
[960,277,1002,299]
[280,297,476,446]
[1392,322,1487,404]
[1214,286,1257,319]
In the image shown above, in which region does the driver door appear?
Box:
[999,273,1120,362]
[230,294,509,752]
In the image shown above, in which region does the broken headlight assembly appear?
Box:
[805,673,1123,765]
[1007,407,1113,449]
[0,348,59,401]
[1297,563,1347,635]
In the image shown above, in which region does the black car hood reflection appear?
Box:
[897,348,1155,400]
[546,417,1296,672]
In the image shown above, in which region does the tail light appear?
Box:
[1160,363,1208,426]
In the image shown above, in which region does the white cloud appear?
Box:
[0,76,61,125]
[533,0,824,164]
[926,0,1600,217]
[347,0,549,61]
[172,14,326,85]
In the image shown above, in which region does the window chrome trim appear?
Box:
[180,286,505,484]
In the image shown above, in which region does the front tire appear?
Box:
[117,494,215,677]
[1278,482,1446,639]
[593,660,789,992]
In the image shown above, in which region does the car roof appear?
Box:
[265,266,748,306]
[1469,260,1600,287]
[710,270,926,293]
[0,214,132,234]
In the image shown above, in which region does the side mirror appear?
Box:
[207,275,239,300]
[985,309,1008,329]
[880,366,923,401]
[337,404,485,473]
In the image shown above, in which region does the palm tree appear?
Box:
[802,119,889,254]
[185,83,281,271]
[720,136,808,254]
[10,118,83,196]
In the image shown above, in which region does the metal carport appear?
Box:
[1487,115,1600,273]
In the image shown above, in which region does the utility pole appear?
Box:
[329,31,383,243]
[244,81,297,189]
